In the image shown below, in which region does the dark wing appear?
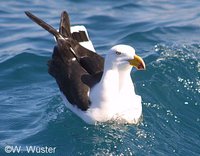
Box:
[57,11,104,77]
[25,11,104,110]
[59,11,72,38]
[49,46,93,110]
[25,11,104,77]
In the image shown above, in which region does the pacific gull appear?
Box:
[25,11,145,124]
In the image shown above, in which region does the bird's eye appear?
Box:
[116,51,121,55]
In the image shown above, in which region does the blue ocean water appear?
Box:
[0,0,200,155]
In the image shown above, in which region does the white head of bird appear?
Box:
[105,44,146,71]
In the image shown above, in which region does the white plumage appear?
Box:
[62,26,143,124]
[71,26,96,52]
[25,11,145,125]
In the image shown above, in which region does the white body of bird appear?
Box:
[62,28,143,124]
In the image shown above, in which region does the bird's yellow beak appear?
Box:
[129,55,146,70]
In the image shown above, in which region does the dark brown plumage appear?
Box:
[25,11,104,110]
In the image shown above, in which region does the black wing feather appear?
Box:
[59,11,72,38]
[25,11,104,110]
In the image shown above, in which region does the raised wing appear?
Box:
[25,11,104,110]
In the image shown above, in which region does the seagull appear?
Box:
[25,11,146,124]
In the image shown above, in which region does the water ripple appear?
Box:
[1,0,200,155]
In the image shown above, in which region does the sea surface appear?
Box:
[0,0,200,155]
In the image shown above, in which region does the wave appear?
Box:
[1,0,200,155]
[133,43,200,155]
